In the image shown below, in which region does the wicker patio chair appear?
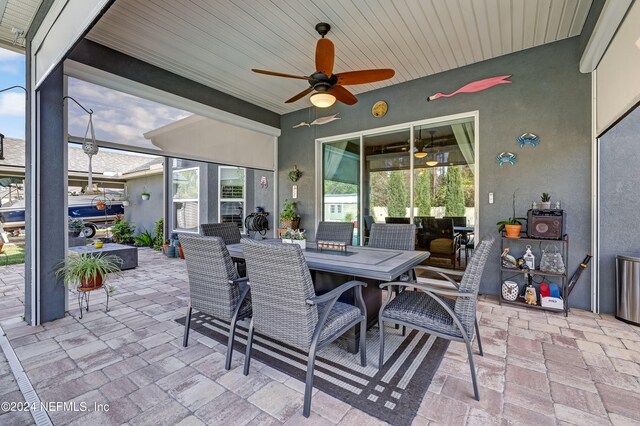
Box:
[179,234,251,370]
[240,238,367,418]
[315,221,354,245]
[367,223,416,251]
[200,222,245,276]
[200,222,242,244]
[378,237,495,401]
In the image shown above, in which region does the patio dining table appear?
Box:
[227,240,430,352]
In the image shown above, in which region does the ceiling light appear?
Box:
[414,148,427,158]
[310,93,336,108]
[426,158,438,167]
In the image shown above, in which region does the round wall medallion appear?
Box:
[371,101,388,118]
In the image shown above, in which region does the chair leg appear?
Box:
[475,318,484,357]
[303,345,318,418]
[182,306,192,347]
[359,319,367,367]
[378,320,385,369]
[243,318,255,376]
[465,337,480,401]
[401,325,406,337]
[225,312,240,370]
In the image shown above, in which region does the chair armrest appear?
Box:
[306,280,367,305]
[406,283,474,298]
[229,277,250,286]
[379,281,411,289]
[414,265,464,276]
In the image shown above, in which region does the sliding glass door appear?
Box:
[322,138,360,245]
[319,114,477,247]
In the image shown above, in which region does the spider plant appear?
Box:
[55,252,122,289]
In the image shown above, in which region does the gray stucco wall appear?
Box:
[124,173,164,235]
[278,37,593,311]
[599,106,640,313]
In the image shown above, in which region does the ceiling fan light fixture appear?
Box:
[414,150,428,159]
[310,92,336,108]
[426,158,438,167]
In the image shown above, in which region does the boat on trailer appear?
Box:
[0,194,124,238]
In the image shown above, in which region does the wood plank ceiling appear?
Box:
[88,0,593,114]
[0,0,41,52]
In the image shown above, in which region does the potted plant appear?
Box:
[96,200,106,211]
[162,239,170,255]
[540,192,551,209]
[68,217,85,237]
[281,228,306,250]
[497,191,526,238]
[288,165,302,182]
[280,199,300,229]
[141,191,151,201]
[55,252,122,290]
[111,218,135,244]
[177,242,185,259]
[121,195,130,207]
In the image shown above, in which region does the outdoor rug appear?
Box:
[177,313,449,425]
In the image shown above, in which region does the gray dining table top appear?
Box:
[227,240,430,282]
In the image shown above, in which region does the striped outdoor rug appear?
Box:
[177,313,449,425]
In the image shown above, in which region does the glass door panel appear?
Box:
[322,138,360,245]
[363,128,411,236]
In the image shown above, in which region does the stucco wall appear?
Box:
[124,173,164,236]
[278,37,593,311]
[599,106,640,313]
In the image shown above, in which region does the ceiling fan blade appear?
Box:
[285,87,314,103]
[315,38,335,76]
[336,69,395,85]
[252,69,311,80]
[330,85,358,105]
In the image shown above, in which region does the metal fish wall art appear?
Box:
[428,75,512,101]
[292,113,341,128]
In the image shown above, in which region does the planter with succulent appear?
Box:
[281,228,306,250]
[55,252,122,290]
[288,165,303,182]
[540,192,551,209]
[280,199,300,229]
[68,217,85,237]
[141,191,151,201]
[497,191,526,238]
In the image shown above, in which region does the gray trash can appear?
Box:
[616,255,640,326]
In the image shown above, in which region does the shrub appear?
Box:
[111,220,135,244]
[134,231,154,248]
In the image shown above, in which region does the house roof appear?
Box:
[0,137,161,176]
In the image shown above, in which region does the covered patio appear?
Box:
[2,0,640,424]
[2,249,640,425]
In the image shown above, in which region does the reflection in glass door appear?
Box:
[363,128,411,229]
[322,138,360,245]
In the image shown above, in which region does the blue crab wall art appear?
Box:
[496,151,517,167]
[517,132,539,148]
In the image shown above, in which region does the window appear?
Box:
[219,166,246,232]
[330,205,336,213]
[337,205,342,214]
[172,167,199,232]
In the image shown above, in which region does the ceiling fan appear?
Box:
[252,23,395,108]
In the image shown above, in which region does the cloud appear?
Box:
[0,92,26,116]
[0,49,22,61]
[67,78,190,145]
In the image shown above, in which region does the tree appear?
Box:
[445,166,466,216]
[415,169,432,216]
[387,171,408,216]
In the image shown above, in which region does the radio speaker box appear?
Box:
[527,209,566,240]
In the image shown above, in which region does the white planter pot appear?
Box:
[540,202,551,209]
[141,194,150,201]
[122,200,130,207]
[282,239,306,250]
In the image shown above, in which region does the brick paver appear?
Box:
[1,249,640,425]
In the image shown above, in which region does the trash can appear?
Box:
[616,255,640,326]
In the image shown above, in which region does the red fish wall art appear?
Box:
[427,75,512,101]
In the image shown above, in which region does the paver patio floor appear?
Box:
[1,248,640,425]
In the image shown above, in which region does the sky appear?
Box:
[0,45,191,148]
[0,48,26,139]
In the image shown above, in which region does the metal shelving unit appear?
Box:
[498,233,569,316]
